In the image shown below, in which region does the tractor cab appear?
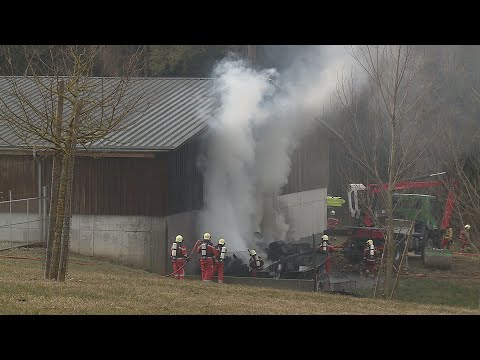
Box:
[392,193,440,231]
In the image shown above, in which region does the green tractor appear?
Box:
[345,178,455,269]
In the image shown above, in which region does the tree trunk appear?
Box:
[57,152,76,281]
[44,80,64,279]
[48,152,70,280]
[383,192,395,299]
[57,100,82,282]
[390,223,414,300]
[383,108,398,299]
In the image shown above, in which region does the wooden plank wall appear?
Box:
[167,135,204,215]
[282,126,330,195]
[0,154,169,217]
[0,155,37,200]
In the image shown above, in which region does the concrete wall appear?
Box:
[1,188,327,274]
[163,210,201,275]
[69,214,166,272]
[69,210,201,275]
[277,188,327,241]
[0,212,42,247]
[0,209,201,275]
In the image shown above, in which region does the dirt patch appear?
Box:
[407,254,480,280]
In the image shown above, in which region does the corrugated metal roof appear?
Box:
[0,76,219,151]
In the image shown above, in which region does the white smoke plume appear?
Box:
[199,46,358,257]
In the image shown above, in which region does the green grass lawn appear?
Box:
[358,277,480,310]
[0,247,479,315]
[397,278,479,309]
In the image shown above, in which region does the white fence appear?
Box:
[0,186,47,251]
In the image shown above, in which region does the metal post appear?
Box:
[164,221,169,275]
[37,158,43,244]
[247,45,257,64]
[42,186,47,244]
[26,198,29,245]
[9,190,12,246]
[313,233,317,292]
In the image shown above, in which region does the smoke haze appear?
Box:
[199,46,359,257]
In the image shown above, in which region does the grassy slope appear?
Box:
[358,278,480,309]
[397,255,479,309]
[0,248,478,315]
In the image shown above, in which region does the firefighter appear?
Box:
[459,224,472,252]
[248,249,264,277]
[213,238,227,283]
[316,234,335,274]
[441,227,454,250]
[197,232,216,281]
[327,210,340,233]
[362,239,376,276]
[171,235,189,280]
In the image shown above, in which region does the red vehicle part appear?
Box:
[364,180,456,230]
[343,174,456,264]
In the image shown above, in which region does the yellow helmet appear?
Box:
[367,239,374,245]
[175,235,183,243]
[203,232,211,240]
[465,224,471,230]
[249,249,257,256]
[218,239,225,245]
[321,235,329,241]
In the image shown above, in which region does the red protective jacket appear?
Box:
[249,255,264,277]
[316,240,334,274]
[171,243,188,279]
[198,241,216,281]
[214,245,227,262]
[363,246,376,261]
[362,245,376,274]
[171,243,188,260]
[327,217,340,229]
[316,240,334,253]
[459,230,471,251]
[197,241,216,257]
[214,245,227,282]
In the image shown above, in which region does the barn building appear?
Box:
[0,76,335,274]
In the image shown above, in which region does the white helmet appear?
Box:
[249,249,257,256]
[322,235,329,241]
[218,238,225,245]
[203,232,211,240]
[175,235,183,243]
[465,224,471,230]
[366,239,374,245]
[330,210,335,216]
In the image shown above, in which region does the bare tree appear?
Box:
[425,53,480,252]
[335,45,438,299]
[0,45,144,281]
[439,116,480,251]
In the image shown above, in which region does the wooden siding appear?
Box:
[167,135,204,215]
[71,156,168,216]
[0,124,329,216]
[282,125,330,194]
[0,154,169,217]
[0,155,37,200]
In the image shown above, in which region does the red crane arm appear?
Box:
[365,179,456,229]
[367,181,444,193]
